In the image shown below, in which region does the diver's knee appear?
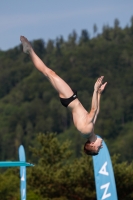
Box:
[45,68,57,77]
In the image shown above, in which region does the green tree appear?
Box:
[0,134,133,199]
[0,169,19,200]
[93,23,98,37]
[32,39,46,58]
[28,133,96,200]
[27,134,133,200]
[79,29,90,44]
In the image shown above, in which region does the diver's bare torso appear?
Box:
[68,98,94,135]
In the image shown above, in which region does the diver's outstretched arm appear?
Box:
[89,76,104,122]
[93,82,107,124]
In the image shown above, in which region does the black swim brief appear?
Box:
[60,90,78,107]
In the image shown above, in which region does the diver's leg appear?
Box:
[20,36,73,98]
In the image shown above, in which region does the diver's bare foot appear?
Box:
[20,36,32,54]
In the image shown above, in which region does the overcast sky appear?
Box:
[0,0,133,51]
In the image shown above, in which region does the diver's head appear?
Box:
[84,137,103,156]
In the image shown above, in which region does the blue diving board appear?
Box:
[0,161,34,167]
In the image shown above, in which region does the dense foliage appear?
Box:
[0,133,133,200]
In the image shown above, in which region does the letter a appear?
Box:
[99,161,109,176]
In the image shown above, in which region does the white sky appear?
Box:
[0,0,133,50]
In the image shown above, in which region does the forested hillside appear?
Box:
[0,17,133,162]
